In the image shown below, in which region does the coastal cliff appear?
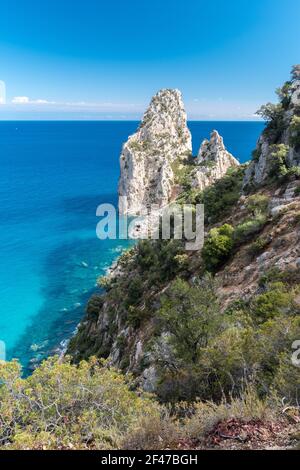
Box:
[244,65,300,189]
[118,89,192,215]
[2,66,300,451]
[69,68,300,411]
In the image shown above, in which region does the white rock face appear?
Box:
[243,78,300,189]
[291,80,300,107]
[192,130,239,190]
[118,89,192,215]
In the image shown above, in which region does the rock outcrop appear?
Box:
[243,71,300,189]
[118,89,192,215]
[69,68,300,403]
[192,130,239,190]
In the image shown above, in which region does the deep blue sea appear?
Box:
[0,120,264,372]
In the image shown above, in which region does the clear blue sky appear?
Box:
[0,0,299,120]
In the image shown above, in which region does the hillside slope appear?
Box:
[68,67,300,412]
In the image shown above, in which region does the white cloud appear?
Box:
[12,96,30,104]
[11,96,56,105]
[0,80,6,104]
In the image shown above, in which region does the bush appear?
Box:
[273,352,300,405]
[135,239,185,283]
[122,413,180,450]
[290,115,300,147]
[0,357,161,450]
[155,276,222,402]
[248,236,270,258]
[198,326,256,400]
[254,315,300,391]
[202,224,234,271]
[250,282,298,323]
[234,214,267,244]
[245,194,269,216]
[183,385,273,442]
[178,166,245,224]
[268,144,289,179]
[157,276,220,365]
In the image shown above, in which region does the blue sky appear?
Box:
[0,0,299,120]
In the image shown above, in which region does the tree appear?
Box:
[256,102,283,122]
[291,64,300,81]
[202,224,234,271]
[157,275,221,364]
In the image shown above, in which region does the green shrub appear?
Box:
[135,239,185,283]
[234,214,267,244]
[157,276,220,365]
[125,277,144,308]
[257,103,285,140]
[248,236,270,258]
[289,115,300,147]
[198,326,256,400]
[97,275,114,290]
[178,166,245,224]
[0,357,161,450]
[250,282,298,323]
[245,194,269,216]
[202,224,234,271]
[268,144,289,179]
[273,352,300,405]
[255,315,300,393]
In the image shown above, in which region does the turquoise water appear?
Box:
[0,120,264,371]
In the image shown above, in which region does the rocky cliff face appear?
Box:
[118,89,192,215]
[243,72,300,189]
[192,130,239,190]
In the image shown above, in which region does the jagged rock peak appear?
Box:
[197,130,238,165]
[192,130,239,191]
[118,88,192,215]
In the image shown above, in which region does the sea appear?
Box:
[0,120,265,372]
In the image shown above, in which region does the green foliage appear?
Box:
[155,275,223,402]
[251,148,261,162]
[248,236,270,258]
[234,213,267,244]
[273,351,300,405]
[198,325,256,399]
[157,276,221,364]
[97,275,113,290]
[125,277,144,308]
[0,357,160,450]
[245,194,269,216]
[178,166,245,224]
[276,81,293,109]
[291,64,300,81]
[250,282,299,323]
[290,115,300,147]
[268,144,289,179]
[135,239,186,283]
[171,157,195,188]
[86,295,104,320]
[257,102,284,122]
[202,224,234,271]
[257,66,299,141]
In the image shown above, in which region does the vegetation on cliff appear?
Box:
[1,67,300,450]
